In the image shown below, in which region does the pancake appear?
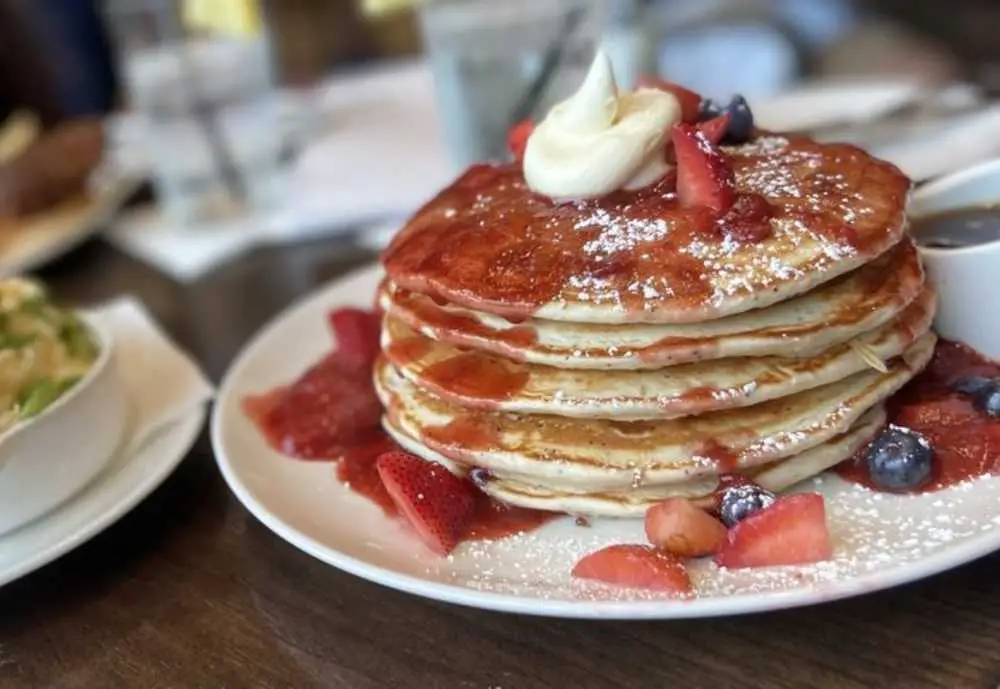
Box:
[380,238,924,370]
[376,333,934,493]
[383,425,720,514]
[382,137,909,324]
[382,401,885,518]
[382,287,934,420]
[482,408,885,517]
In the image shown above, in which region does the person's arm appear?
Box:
[0,0,65,127]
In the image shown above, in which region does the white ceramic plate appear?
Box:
[0,406,206,586]
[213,266,1000,619]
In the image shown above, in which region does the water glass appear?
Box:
[418,0,604,168]
[104,0,285,224]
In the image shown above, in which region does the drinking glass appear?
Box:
[418,0,604,168]
[104,0,285,224]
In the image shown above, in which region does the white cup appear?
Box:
[912,158,1000,359]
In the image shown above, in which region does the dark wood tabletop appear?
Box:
[0,236,999,689]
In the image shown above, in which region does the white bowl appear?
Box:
[912,157,1000,359]
[0,315,128,536]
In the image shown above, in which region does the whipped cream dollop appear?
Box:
[522,51,681,199]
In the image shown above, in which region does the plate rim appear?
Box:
[212,263,1000,619]
[0,404,207,587]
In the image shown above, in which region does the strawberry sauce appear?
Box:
[837,340,1000,492]
[243,310,554,543]
[389,287,539,348]
[420,351,530,401]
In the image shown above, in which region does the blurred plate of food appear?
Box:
[0,111,143,278]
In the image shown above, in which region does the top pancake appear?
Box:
[381,238,924,370]
[382,135,910,324]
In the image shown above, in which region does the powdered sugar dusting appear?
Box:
[431,474,1000,603]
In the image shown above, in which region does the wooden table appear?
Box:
[1,237,999,689]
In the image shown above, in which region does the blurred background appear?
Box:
[3,0,1000,281]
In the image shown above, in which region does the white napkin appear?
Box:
[285,60,453,228]
[105,205,273,282]
[87,296,214,450]
[105,59,449,282]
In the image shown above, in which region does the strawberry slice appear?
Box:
[696,114,730,146]
[638,77,702,122]
[328,308,382,368]
[645,498,727,558]
[715,493,833,569]
[376,451,476,555]
[572,544,692,594]
[672,123,734,213]
[507,119,534,161]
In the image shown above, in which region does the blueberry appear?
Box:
[979,383,1000,417]
[723,95,754,144]
[953,376,1000,417]
[469,467,492,488]
[719,484,776,527]
[699,98,725,122]
[953,376,992,396]
[866,424,933,490]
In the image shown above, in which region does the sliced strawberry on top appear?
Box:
[715,493,833,569]
[672,123,734,213]
[645,498,727,558]
[696,114,730,146]
[376,451,476,555]
[572,544,692,595]
[507,119,534,161]
[638,77,702,122]
[328,308,382,368]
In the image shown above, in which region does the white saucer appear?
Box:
[213,266,1000,619]
[0,405,206,586]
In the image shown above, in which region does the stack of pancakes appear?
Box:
[375,135,935,517]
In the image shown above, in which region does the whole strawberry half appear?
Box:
[715,493,833,569]
[572,544,692,595]
[645,498,727,558]
[672,123,734,213]
[376,451,476,555]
